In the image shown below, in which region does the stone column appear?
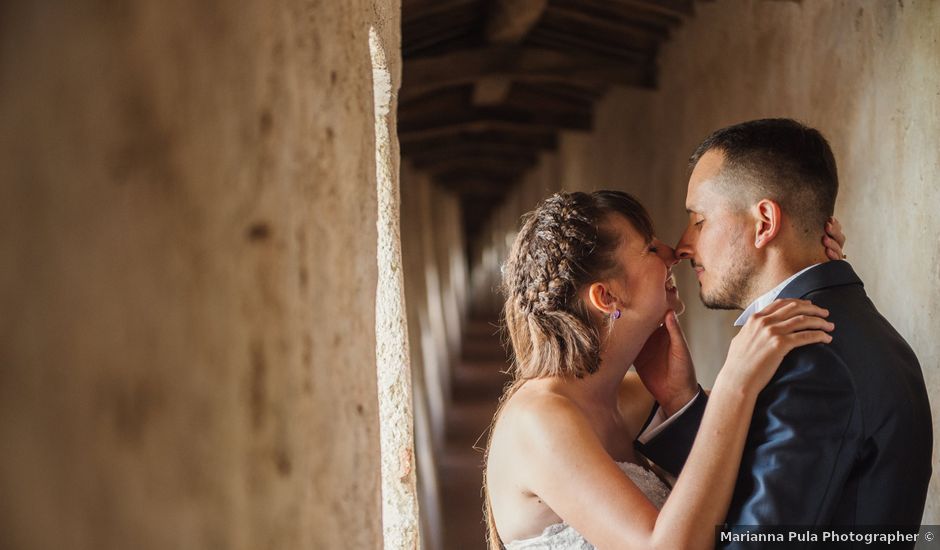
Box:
[370,10,420,550]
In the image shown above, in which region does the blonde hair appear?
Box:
[483,191,653,549]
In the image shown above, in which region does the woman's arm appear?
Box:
[518,299,833,550]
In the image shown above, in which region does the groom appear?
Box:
[635,119,933,544]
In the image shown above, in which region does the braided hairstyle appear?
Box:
[501,190,653,379]
[484,190,653,550]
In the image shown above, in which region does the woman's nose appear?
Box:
[656,240,679,267]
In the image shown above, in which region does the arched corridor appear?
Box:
[1,1,938,549]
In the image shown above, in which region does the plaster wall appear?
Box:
[553,0,939,525]
[0,1,400,548]
[401,164,453,550]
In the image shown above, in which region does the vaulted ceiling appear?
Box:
[400,0,704,253]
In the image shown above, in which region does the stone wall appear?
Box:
[400,163,472,550]
[0,1,402,548]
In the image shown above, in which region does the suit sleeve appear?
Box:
[634,390,708,477]
[636,345,860,545]
[721,344,859,548]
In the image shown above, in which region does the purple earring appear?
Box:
[612,309,621,320]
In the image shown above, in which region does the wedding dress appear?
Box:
[504,462,670,550]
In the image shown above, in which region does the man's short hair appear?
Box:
[689,118,839,237]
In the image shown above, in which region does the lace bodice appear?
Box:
[504,462,670,550]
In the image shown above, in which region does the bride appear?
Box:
[484,190,844,550]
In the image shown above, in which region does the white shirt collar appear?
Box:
[733,263,823,327]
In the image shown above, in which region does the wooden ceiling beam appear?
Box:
[409,143,540,167]
[504,83,596,112]
[401,92,592,122]
[614,0,695,18]
[398,85,472,117]
[541,6,667,51]
[436,177,512,198]
[424,158,535,181]
[399,108,592,143]
[511,81,606,104]
[485,0,548,44]
[476,0,549,105]
[435,178,520,196]
[473,77,513,106]
[404,8,479,40]
[526,28,653,66]
[551,0,680,31]
[436,171,519,194]
[403,0,479,25]
[400,130,557,154]
[402,46,653,101]
[400,120,570,144]
[403,23,478,56]
[399,0,699,259]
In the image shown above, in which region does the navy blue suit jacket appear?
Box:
[635,262,933,548]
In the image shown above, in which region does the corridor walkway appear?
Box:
[441,310,509,549]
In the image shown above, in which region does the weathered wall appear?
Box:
[401,164,449,550]
[0,1,400,548]
[552,0,940,525]
[399,167,476,550]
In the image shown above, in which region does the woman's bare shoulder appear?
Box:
[487,383,602,542]
[491,381,595,460]
[499,382,585,432]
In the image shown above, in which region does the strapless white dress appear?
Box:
[504,462,671,550]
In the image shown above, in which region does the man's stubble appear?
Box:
[699,231,758,311]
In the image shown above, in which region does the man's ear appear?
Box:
[753,199,782,249]
[586,282,617,315]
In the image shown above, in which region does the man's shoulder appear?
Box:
[802,282,919,367]
[756,344,859,424]
[774,342,856,393]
